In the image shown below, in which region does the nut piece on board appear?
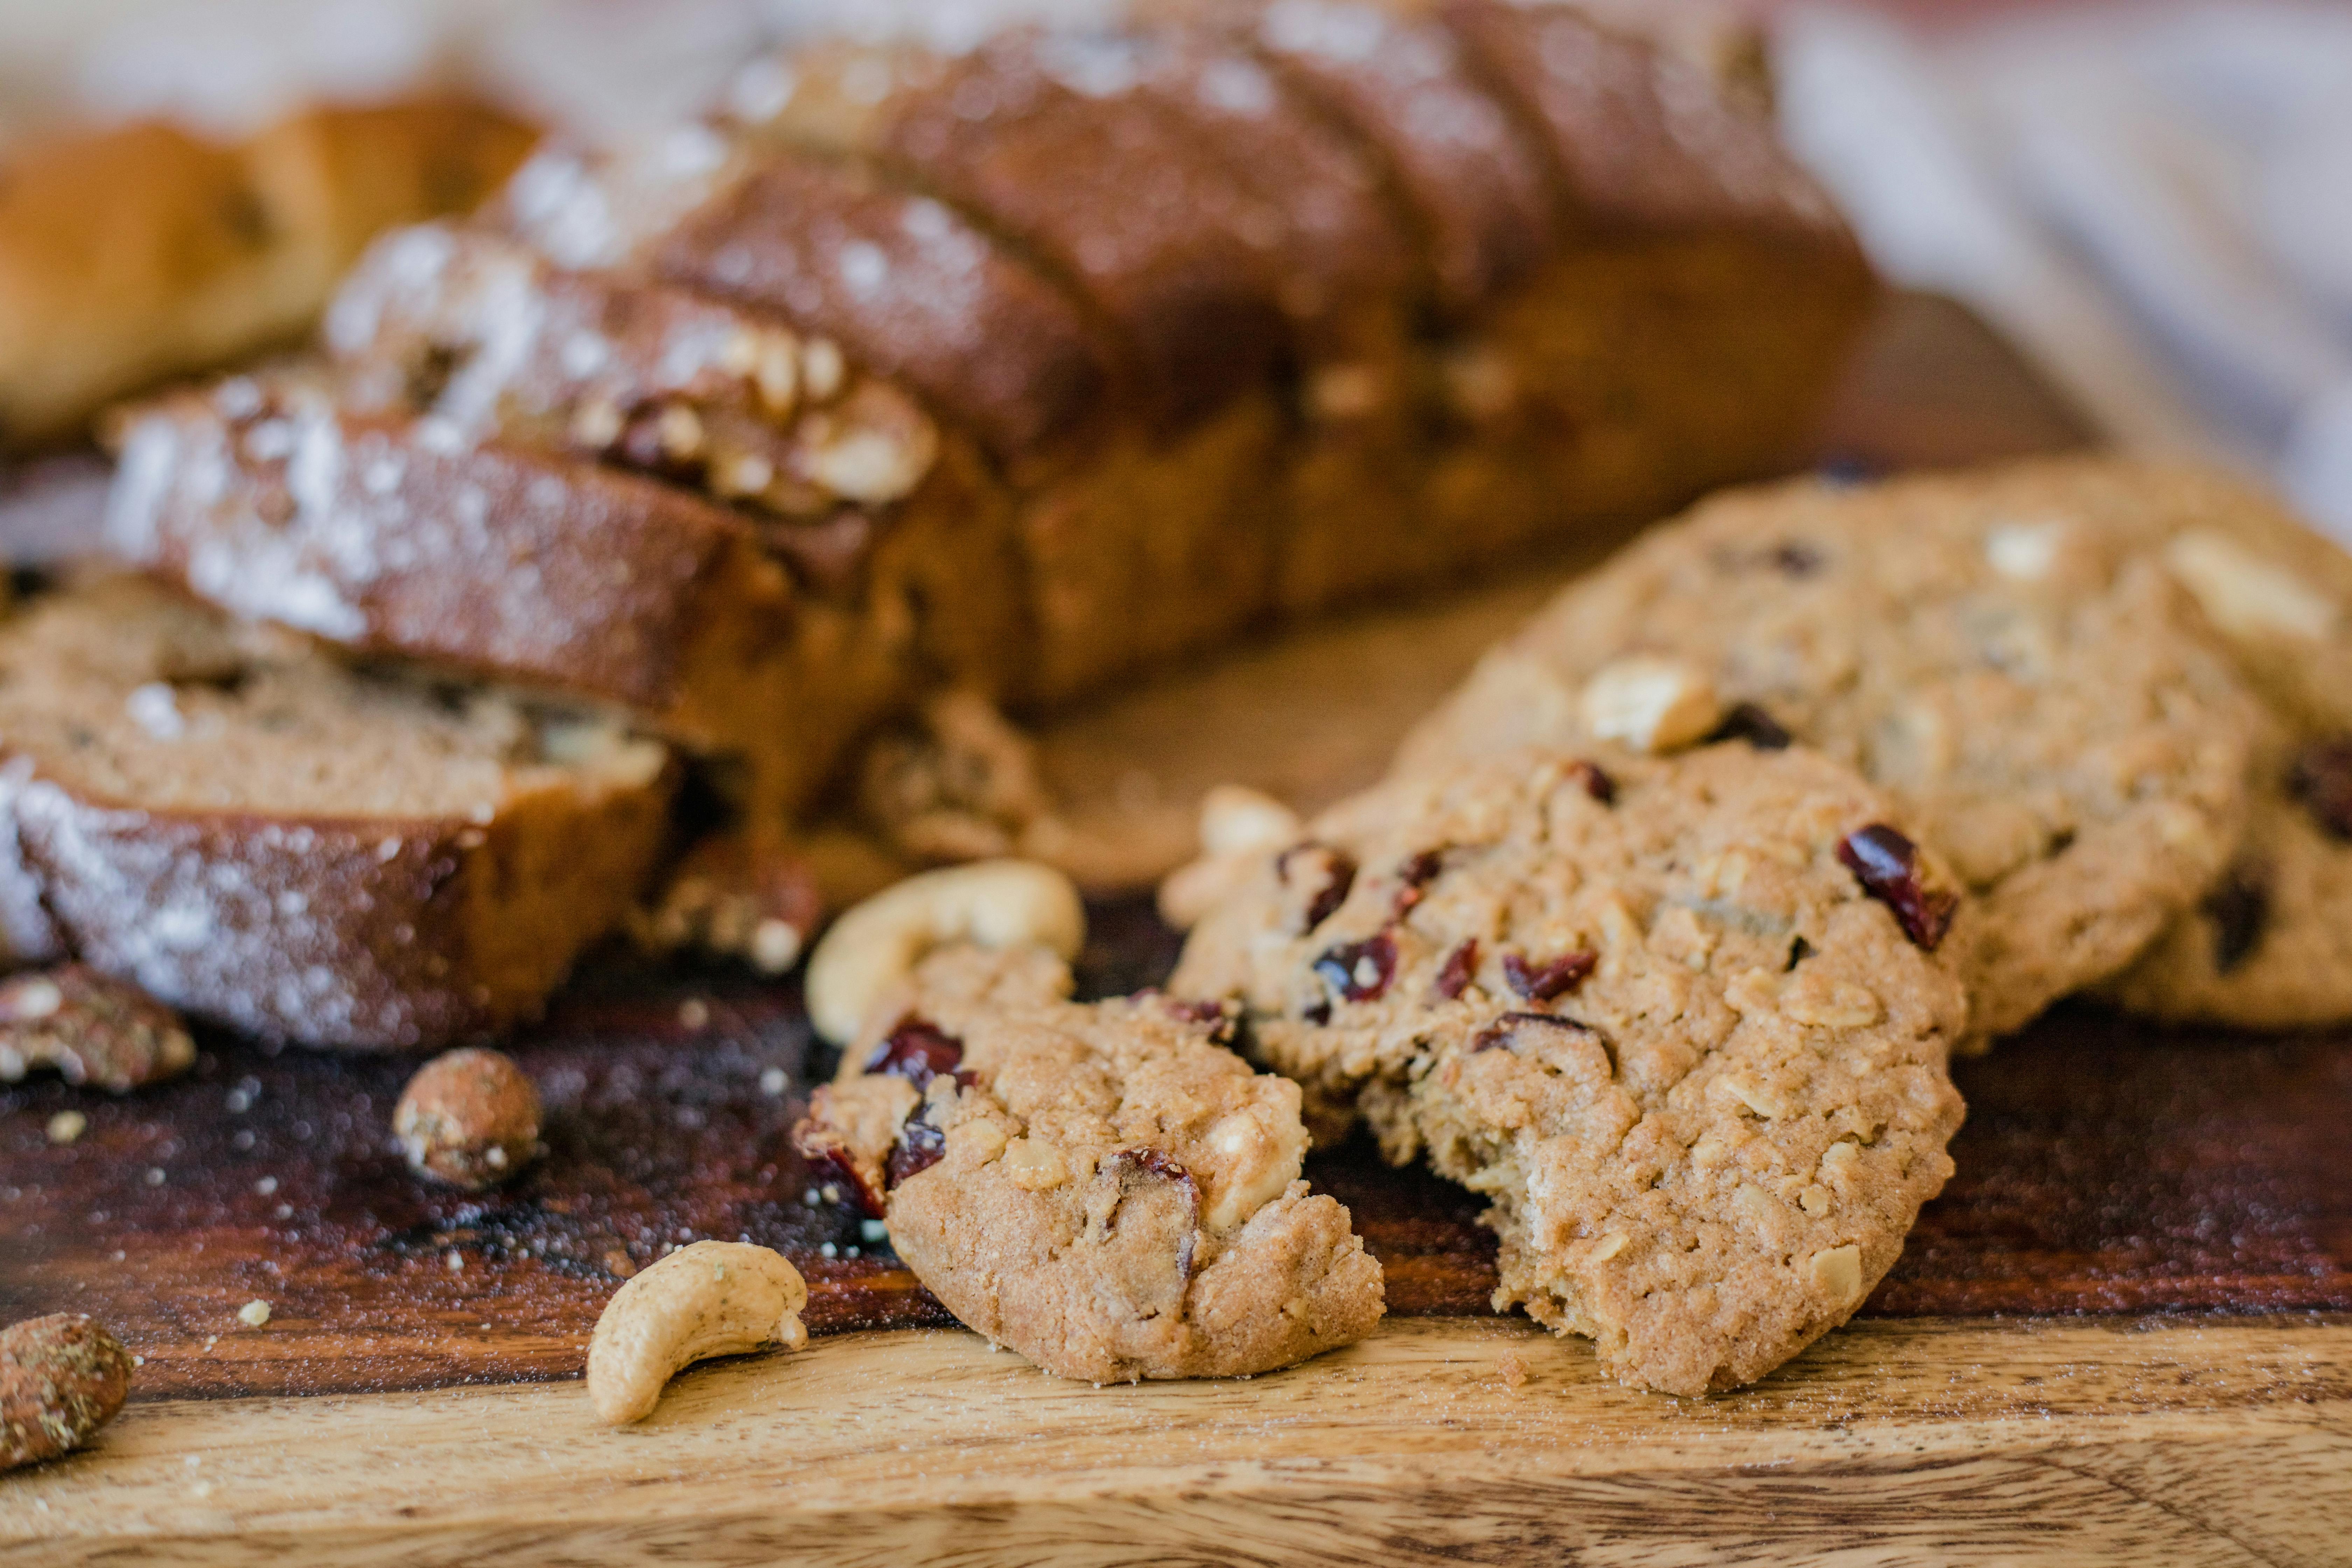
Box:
[2,1314,132,1470]
[586,1241,808,1425]
[1157,785,1302,931]
[804,860,1086,1045]
[394,1048,542,1190]
[0,966,194,1093]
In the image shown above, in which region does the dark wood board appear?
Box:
[6,959,2351,1401]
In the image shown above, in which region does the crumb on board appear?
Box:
[1498,1351,1530,1390]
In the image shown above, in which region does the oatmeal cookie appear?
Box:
[1171,747,1969,1394]
[1955,459,2352,1028]
[2101,763,2352,1029]
[1400,464,2264,1039]
[795,945,1382,1383]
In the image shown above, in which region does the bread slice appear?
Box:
[106,369,897,820]
[0,576,672,1050]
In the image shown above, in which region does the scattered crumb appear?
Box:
[678,998,711,1030]
[860,1219,888,1244]
[237,1300,271,1329]
[445,1250,464,1273]
[144,1166,166,1186]
[254,1176,277,1196]
[1498,1351,1530,1390]
[759,1066,789,1097]
[46,1110,86,1144]
[603,1249,638,1279]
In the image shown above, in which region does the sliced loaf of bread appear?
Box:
[0,575,673,1050]
[106,3,1872,832]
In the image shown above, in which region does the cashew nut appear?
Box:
[1580,655,1724,755]
[805,860,1086,1044]
[1156,785,1302,931]
[586,1241,808,1425]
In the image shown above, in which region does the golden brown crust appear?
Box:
[0,579,672,1052]
[105,377,889,818]
[1443,0,1850,246]
[653,149,1120,474]
[1252,0,1556,316]
[0,98,531,449]
[763,30,1297,430]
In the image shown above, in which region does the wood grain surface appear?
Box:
[6,294,2350,1564]
[8,1317,2350,1564]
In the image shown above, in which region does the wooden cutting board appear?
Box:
[5,294,2348,1565]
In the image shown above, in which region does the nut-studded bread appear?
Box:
[110,4,1871,828]
[0,98,534,450]
[107,369,899,820]
[0,576,672,1050]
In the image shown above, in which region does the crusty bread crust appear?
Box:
[0,99,532,450]
[0,775,665,1050]
[0,577,673,1050]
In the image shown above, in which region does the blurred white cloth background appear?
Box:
[1778,2,2352,542]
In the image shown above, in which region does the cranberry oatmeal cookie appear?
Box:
[794,868,1382,1384]
[1171,747,1968,1394]
[1400,465,2265,1040]
[1974,459,2352,1027]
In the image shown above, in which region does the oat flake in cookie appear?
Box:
[1171,747,1968,1395]
[1400,465,2264,1040]
[795,946,1382,1383]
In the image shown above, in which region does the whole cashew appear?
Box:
[804,860,1086,1044]
[586,1241,808,1425]
[1156,786,1302,931]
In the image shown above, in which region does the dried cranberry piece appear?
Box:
[1709,702,1793,750]
[1472,1011,1602,1055]
[1432,939,1480,1002]
[865,1018,969,1092]
[2203,866,2271,974]
[1392,849,1447,916]
[1116,1148,1194,1188]
[1567,761,1616,804]
[1160,995,1237,1045]
[2290,738,2352,841]
[1312,932,1399,1005]
[1279,844,1358,932]
[1838,824,1958,950]
[1503,950,1596,1002]
[886,1117,946,1188]
[797,1142,885,1219]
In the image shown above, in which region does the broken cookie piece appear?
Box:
[1171,746,1969,1395]
[0,966,194,1093]
[794,866,1382,1383]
